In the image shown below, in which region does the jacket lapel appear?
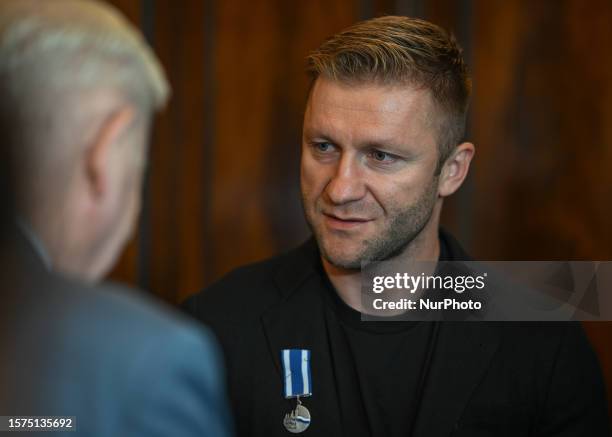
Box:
[412,322,500,437]
[260,239,344,437]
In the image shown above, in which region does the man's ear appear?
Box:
[85,106,135,199]
[438,142,475,198]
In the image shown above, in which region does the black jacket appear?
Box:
[184,232,610,437]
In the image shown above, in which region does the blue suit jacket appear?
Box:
[0,233,233,437]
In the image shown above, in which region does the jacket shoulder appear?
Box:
[183,239,317,323]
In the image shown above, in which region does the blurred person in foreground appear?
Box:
[184,16,609,437]
[0,1,232,436]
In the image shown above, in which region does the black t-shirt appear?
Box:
[318,240,449,437]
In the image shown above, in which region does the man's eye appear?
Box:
[370,150,395,162]
[315,142,334,152]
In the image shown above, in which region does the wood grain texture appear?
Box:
[471,0,612,260]
[203,0,359,292]
[105,0,142,287]
[142,0,210,302]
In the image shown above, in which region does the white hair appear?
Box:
[0,0,169,112]
[0,0,170,218]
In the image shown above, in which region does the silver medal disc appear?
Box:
[283,404,311,433]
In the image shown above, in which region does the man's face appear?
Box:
[301,78,442,269]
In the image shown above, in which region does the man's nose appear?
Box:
[324,154,366,205]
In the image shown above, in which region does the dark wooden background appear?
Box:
[107,0,612,421]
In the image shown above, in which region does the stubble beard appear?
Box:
[302,177,440,270]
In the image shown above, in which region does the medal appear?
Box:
[281,349,312,433]
[283,397,311,433]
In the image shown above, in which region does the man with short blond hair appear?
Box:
[0,1,232,436]
[185,16,608,437]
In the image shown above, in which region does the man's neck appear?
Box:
[323,228,441,314]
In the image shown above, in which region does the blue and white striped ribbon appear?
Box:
[281,349,312,398]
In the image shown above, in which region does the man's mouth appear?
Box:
[322,212,373,230]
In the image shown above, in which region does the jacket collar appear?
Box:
[271,237,320,299]
[272,229,472,297]
[439,227,472,261]
[3,221,51,276]
[15,218,52,270]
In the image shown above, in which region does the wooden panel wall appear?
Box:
[469,0,612,421]
[470,0,612,261]
[205,0,358,299]
[106,0,612,421]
